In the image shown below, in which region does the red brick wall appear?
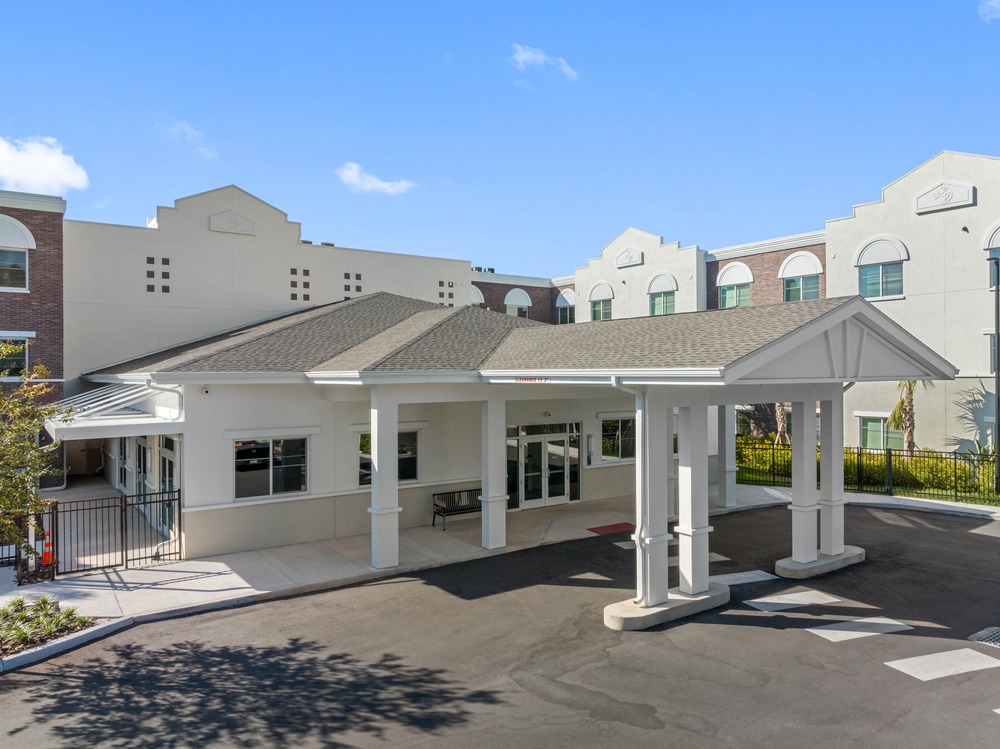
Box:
[0,206,64,401]
[706,243,826,309]
[473,280,558,324]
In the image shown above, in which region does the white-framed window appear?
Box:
[859,263,903,298]
[778,251,823,302]
[504,288,532,319]
[783,276,820,302]
[470,285,485,308]
[649,291,675,315]
[234,437,307,499]
[716,262,754,309]
[601,418,635,461]
[555,288,576,324]
[859,417,903,451]
[0,338,28,376]
[359,431,418,485]
[989,248,1000,289]
[854,235,908,299]
[0,248,27,290]
[591,299,612,321]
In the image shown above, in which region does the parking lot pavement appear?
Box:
[2,505,1000,748]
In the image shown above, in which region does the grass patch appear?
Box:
[0,595,94,657]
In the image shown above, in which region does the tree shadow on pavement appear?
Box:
[4,638,501,747]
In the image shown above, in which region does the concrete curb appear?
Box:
[0,616,134,675]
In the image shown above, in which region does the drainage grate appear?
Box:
[969,627,1000,648]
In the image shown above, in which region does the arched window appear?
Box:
[589,282,614,321]
[778,251,823,302]
[853,235,908,298]
[984,220,1000,287]
[504,288,532,318]
[647,273,678,316]
[0,214,35,291]
[716,262,753,308]
[470,285,485,307]
[556,288,576,324]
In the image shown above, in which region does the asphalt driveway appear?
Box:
[2,505,1000,748]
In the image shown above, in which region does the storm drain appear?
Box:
[968,627,1000,648]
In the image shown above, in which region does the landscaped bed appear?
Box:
[0,595,94,657]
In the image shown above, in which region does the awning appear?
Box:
[45,384,184,440]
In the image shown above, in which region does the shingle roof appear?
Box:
[483,296,855,370]
[88,292,855,378]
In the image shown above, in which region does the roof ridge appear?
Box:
[365,305,466,369]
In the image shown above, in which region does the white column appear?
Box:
[480,394,508,550]
[676,404,712,595]
[634,387,674,607]
[714,404,737,509]
[369,386,402,569]
[819,396,846,556]
[790,400,819,564]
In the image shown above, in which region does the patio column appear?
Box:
[480,394,508,550]
[714,405,737,509]
[819,396,846,556]
[676,404,712,595]
[790,400,819,564]
[369,386,401,569]
[634,387,674,607]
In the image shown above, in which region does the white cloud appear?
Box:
[0,136,89,194]
[164,120,218,160]
[335,162,415,196]
[981,0,1000,21]
[510,43,578,81]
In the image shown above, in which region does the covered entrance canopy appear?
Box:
[81,292,955,629]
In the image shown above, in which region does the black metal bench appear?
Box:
[432,488,482,530]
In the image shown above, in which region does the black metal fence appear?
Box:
[2,490,181,585]
[736,442,1000,505]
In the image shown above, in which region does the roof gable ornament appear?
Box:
[915,182,976,214]
[616,247,643,269]
[209,210,257,236]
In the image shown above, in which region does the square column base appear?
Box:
[775,545,865,579]
[604,582,730,631]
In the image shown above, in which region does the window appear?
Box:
[601,418,635,460]
[555,289,576,323]
[359,431,418,485]
[504,288,532,318]
[0,249,27,290]
[558,306,575,324]
[859,417,903,451]
[783,276,820,302]
[719,284,750,308]
[591,299,612,320]
[118,437,130,489]
[506,305,528,318]
[0,339,27,376]
[234,438,307,499]
[859,262,903,298]
[649,291,675,316]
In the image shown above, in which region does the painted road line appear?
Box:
[885,648,1000,682]
[807,616,913,642]
[711,570,779,585]
[614,540,636,550]
[744,590,840,612]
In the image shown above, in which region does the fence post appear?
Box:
[954,451,958,502]
[856,447,861,491]
[51,501,59,578]
[121,493,128,569]
[885,448,893,496]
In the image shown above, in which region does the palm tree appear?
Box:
[887,380,934,455]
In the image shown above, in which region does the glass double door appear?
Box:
[514,436,569,509]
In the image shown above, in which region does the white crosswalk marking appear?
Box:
[885,648,1000,681]
[744,590,841,611]
[710,570,778,585]
[807,616,912,642]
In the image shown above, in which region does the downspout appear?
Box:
[144,379,184,421]
[611,376,649,606]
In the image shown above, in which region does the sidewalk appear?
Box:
[3,486,1000,670]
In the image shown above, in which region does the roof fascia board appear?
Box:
[706,230,826,261]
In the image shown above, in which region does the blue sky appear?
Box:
[3,1,1000,277]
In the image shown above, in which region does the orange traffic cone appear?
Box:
[42,532,53,566]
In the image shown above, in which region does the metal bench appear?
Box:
[432,488,482,530]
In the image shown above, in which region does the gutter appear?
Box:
[611,376,648,606]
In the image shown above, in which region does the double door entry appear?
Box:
[508,436,569,509]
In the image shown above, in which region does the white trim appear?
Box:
[0,190,67,214]
[589,282,615,301]
[503,288,532,307]
[778,251,824,278]
[853,411,891,419]
[864,294,905,303]
[707,230,825,260]
[647,273,679,294]
[223,425,321,439]
[473,271,554,287]
[0,330,36,338]
[984,220,1000,251]
[716,262,754,286]
[853,235,909,267]
[555,288,576,307]
[349,420,430,432]
[597,411,636,419]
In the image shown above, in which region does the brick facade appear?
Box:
[0,204,64,401]
[473,279,559,324]
[706,243,826,309]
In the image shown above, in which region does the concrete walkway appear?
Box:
[3,484,1000,630]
